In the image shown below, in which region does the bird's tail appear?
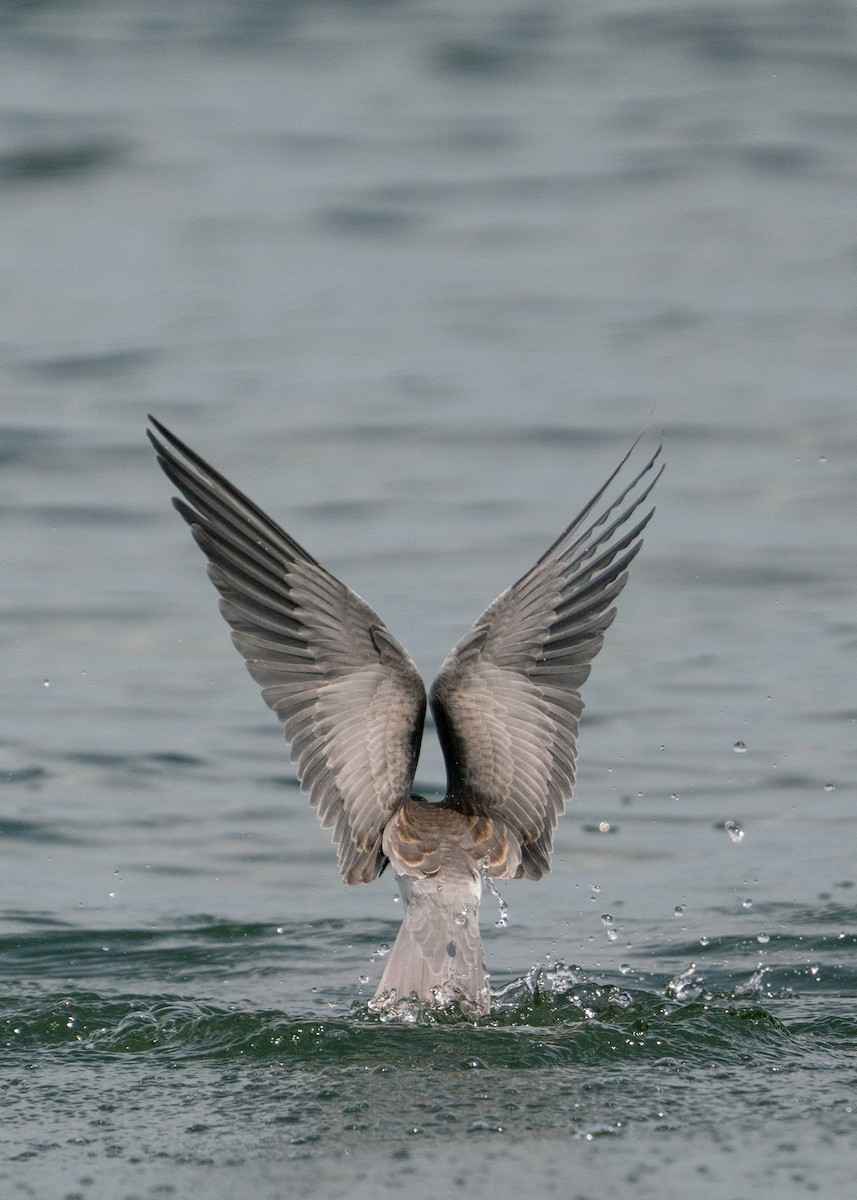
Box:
[370,873,489,1016]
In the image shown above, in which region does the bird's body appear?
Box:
[148,418,661,1016]
[378,798,517,1013]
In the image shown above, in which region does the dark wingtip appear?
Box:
[146,415,199,463]
[146,415,177,462]
[147,413,168,441]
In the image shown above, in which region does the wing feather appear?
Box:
[429,439,662,879]
[148,417,427,883]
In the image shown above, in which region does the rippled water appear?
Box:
[2,1,857,1197]
[4,918,857,1195]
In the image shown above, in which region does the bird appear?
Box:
[148,417,662,1017]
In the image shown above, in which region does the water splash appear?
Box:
[735,964,769,997]
[367,982,490,1023]
[483,876,509,929]
[666,962,704,1002]
[524,960,586,997]
[725,820,744,844]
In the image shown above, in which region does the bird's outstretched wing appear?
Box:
[429,439,663,879]
[148,418,427,884]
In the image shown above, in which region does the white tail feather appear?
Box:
[371,874,489,1016]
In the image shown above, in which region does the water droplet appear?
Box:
[742,898,753,910]
[756,932,770,945]
[453,911,467,927]
[43,680,50,688]
[733,741,747,753]
[824,782,835,792]
[673,905,684,917]
[619,963,632,976]
[598,820,611,833]
[819,455,827,464]
[371,943,390,959]
[392,894,400,903]
[810,964,820,978]
[590,884,601,895]
[725,820,744,843]
[358,975,370,985]
[699,935,710,947]
[601,915,619,941]
[670,792,680,801]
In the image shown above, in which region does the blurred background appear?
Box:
[1,2,856,1197]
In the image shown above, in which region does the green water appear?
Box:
[3,919,855,1197]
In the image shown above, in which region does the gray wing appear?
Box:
[148,417,427,884]
[429,438,663,880]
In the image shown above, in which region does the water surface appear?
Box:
[1,2,856,1197]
